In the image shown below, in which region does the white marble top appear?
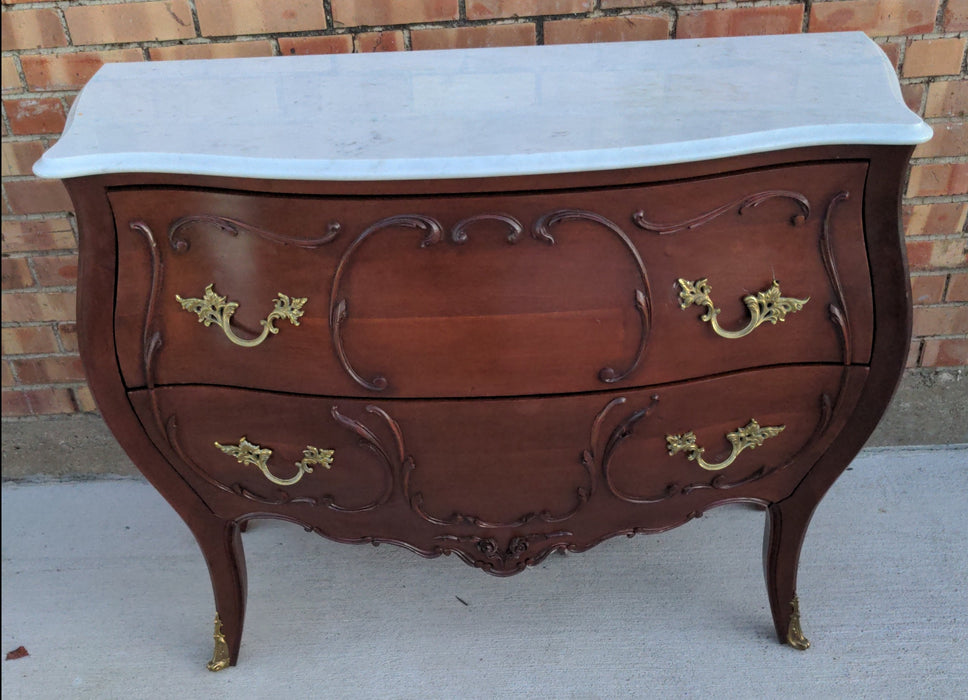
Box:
[35,32,931,181]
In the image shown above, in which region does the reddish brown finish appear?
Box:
[66,144,913,666]
[128,364,865,536]
[110,161,872,398]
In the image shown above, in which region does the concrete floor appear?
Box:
[2,445,966,698]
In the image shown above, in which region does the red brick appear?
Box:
[925,80,967,117]
[879,40,901,69]
[1,140,46,176]
[906,163,968,197]
[677,5,804,38]
[0,291,76,323]
[904,202,968,236]
[467,0,592,20]
[1,362,13,389]
[0,8,68,50]
[2,387,76,416]
[913,120,968,158]
[57,323,79,353]
[906,238,968,270]
[332,0,460,26]
[196,0,326,37]
[604,0,692,4]
[30,254,78,287]
[2,56,22,93]
[907,339,921,367]
[4,178,73,215]
[1,219,75,254]
[277,35,353,56]
[20,50,143,92]
[921,338,968,366]
[545,14,670,44]
[11,355,85,385]
[4,97,66,135]
[74,385,97,413]
[411,23,536,51]
[910,274,948,304]
[149,41,274,61]
[948,272,968,301]
[2,257,34,290]
[912,304,968,335]
[355,31,405,53]
[900,82,925,113]
[944,0,968,31]
[65,1,195,46]
[809,0,939,36]
[902,38,967,78]
[1,326,59,355]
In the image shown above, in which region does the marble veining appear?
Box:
[34,32,931,181]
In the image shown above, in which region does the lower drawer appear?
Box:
[130,364,866,572]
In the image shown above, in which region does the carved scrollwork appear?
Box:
[601,395,677,504]
[451,213,524,244]
[168,214,341,252]
[330,214,444,392]
[433,532,571,575]
[129,221,166,437]
[632,190,810,234]
[819,191,852,363]
[324,405,400,511]
[533,210,653,384]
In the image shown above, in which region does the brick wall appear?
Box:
[2,0,966,420]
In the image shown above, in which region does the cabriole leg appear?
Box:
[187,517,247,670]
[764,496,815,650]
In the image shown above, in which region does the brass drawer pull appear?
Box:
[677,278,807,339]
[176,283,306,348]
[666,419,784,471]
[214,437,333,486]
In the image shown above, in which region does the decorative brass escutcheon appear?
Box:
[214,437,334,487]
[207,613,231,672]
[666,419,785,471]
[176,283,306,348]
[787,596,811,650]
[676,278,808,339]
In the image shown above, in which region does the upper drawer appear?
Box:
[111,161,872,398]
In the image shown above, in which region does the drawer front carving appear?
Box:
[129,364,866,575]
[113,162,872,398]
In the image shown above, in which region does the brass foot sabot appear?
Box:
[207,613,231,671]
[786,596,811,650]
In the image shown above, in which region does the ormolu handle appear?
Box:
[214,437,333,486]
[677,278,807,339]
[666,419,784,471]
[176,283,306,348]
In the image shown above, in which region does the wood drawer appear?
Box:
[113,161,872,398]
[129,364,866,562]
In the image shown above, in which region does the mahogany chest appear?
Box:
[35,33,931,669]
